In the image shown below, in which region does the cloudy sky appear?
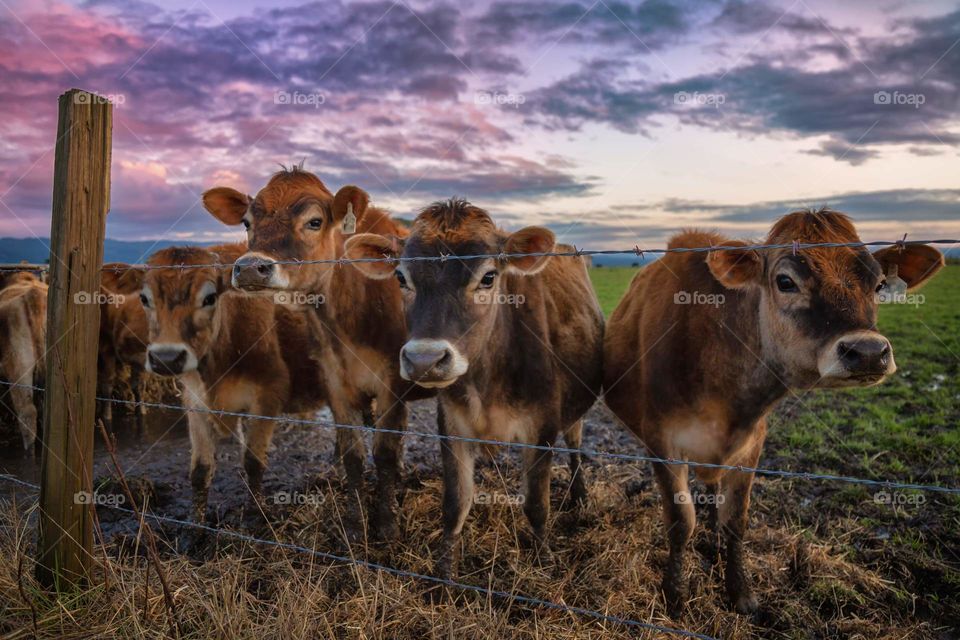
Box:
[1,0,958,248]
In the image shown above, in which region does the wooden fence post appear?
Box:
[36,88,112,589]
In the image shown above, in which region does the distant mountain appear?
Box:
[0,237,219,265]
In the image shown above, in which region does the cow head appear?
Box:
[202,166,367,296]
[135,247,233,376]
[707,209,944,389]
[345,198,554,388]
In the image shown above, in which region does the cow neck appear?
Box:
[718,287,790,429]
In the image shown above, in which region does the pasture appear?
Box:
[0,264,956,639]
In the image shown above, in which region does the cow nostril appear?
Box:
[256,263,271,275]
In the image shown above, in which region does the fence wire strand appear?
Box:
[0,379,957,496]
[0,473,716,640]
[1,237,958,273]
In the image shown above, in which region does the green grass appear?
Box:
[590,264,960,624]
[589,266,640,317]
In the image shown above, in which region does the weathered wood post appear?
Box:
[36,89,112,589]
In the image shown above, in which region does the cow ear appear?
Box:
[344,233,403,279]
[116,266,145,294]
[707,242,761,289]
[203,187,249,226]
[874,244,944,290]
[332,186,370,227]
[503,226,555,275]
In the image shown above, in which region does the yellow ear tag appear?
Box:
[342,203,357,235]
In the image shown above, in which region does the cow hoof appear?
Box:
[375,517,400,543]
[662,575,687,618]
[533,543,554,569]
[732,590,759,615]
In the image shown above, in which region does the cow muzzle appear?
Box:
[146,343,198,376]
[400,339,468,388]
[817,331,895,386]
[232,253,288,291]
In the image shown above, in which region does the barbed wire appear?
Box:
[1,237,957,273]
[0,472,716,639]
[1,379,957,496]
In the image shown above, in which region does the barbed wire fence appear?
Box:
[1,237,959,638]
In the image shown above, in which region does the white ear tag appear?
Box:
[878,264,907,304]
[341,203,357,235]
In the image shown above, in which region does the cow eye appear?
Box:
[395,270,408,289]
[776,274,798,292]
[202,293,217,307]
[306,218,323,230]
[242,219,251,230]
[479,270,497,288]
[875,279,887,293]
[139,293,150,308]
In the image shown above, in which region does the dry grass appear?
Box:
[0,460,946,639]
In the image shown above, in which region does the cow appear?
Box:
[202,167,428,540]
[602,209,945,615]
[98,263,149,429]
[0,271,47,450]
[129,243,327,520]
[344,198,604,578]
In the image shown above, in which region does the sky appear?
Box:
[0,0,958,248]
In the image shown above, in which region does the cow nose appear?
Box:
[401,342,452,380]
[233,255,276,289]
[837,337,892,374]
[147,347,188,376]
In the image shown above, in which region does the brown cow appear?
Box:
[603,209,944,615]
[202,167,427,539]
[130,243,327,519]
[0,271,47,450]
[345,198,604,577]
[98,263,149,428]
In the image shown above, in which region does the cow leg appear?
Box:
[702,481,720,565]
[8,373,37,451]
[372,395,405,541]
[96,352,115,428]
[331,401,367,540]
[653,461,695,617]
[129,366,146,432]
[242,416,276,504]
[522,440,554,566]
[187,410,218,522]
[561,419,588,509]
[719,440,762,615]
[437,405,475,579]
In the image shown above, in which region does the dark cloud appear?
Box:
[655,188,960,224]
[527,7,960,163]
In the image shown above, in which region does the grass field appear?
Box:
[0,264,956,638]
